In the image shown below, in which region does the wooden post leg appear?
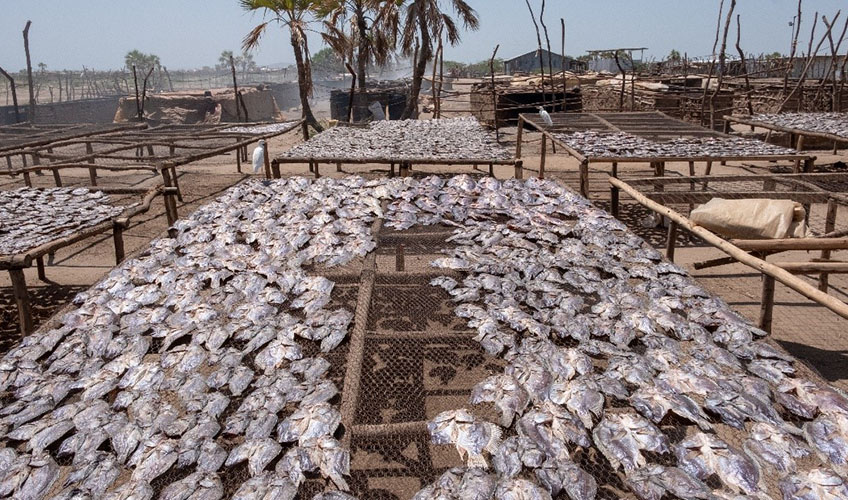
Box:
[834,141,839,155]
[52,168,62,187]
[170,166,183,201]
[516,116,524,159]
[271,162,281,179]
[796,134,805,152]
[235,141,242,173]
[88,167,97,186]
[665,221,679,262]
[23,171,32,187]
[514,160,523,180]
[9,268,33,334]
[688,161,696,213]
[701,161,713,191]
[400,162,410,177]
[263,144,272,179]
[390,163,395,178]
[610,162,620,218]
[759,274,776,334]
[820,199,838,291]
[336,162,342,172]
[539,134,547,179]
[308,162,314,173]
[488,163,494,176]
[579,161,589,198]
[36,257,46,281]
[396,244,405,271]
[160,168,179,234]
[313,162,320,179]
[113,223,126,265]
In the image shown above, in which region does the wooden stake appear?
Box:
[36,256,46,281]
[9,268,32,334]
[514,160,524,180]
[23,21,36,123]
[539,133,547,179]
[760,274,776,333]
[666,221,679,261]
[516,116,525,159]
[820,198,838,291]
[579,160,589,197]
[113,222,125,264]
[263,144,271,179]
[170,166,183,202]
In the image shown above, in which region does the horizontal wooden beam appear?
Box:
[732,238,848,251]
[643,191,832,204]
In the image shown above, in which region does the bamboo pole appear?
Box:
[610,176,848,320]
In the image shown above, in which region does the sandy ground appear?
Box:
[1,95,847,389]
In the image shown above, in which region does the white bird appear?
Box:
[252,139,266,174]
[538,106,553,127]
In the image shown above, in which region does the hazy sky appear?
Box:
[1,1,845,72]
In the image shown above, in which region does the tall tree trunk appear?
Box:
[291,30,323,136]
[402,11,432,119]
[710,0,736,129]
[355,1,368,93]
[23,21,36,123]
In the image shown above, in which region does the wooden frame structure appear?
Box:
[724,113,848,153]
[0,122,145,154]
[1,183,178,334]
[610,172,848,332]
[271,121,521,179]
[517,111,814,199]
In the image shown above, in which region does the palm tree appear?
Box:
[319,1,400,95]
[240,0,324,133]
[218,50,236,69]
[399,0,479,118]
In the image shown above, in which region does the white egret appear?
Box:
[538,106,553,127]
[252,139,266,174]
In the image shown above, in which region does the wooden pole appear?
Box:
[539,133,547,179]
[132,64,141,121]
[263,142,271,179]
[0,65,20,123]
[610,176,848,320]
[35,257,46,281]
[579,160,589,197]
[23,21,36,123]
[516,116,525,159]
[9,268,33,334]
[760,275,776,333]
[230,55,242,123]
[820,198,838,291]
[490,45,500,141]
[514,159,524,179]
[113,223,125,265]
[666,221,679,261]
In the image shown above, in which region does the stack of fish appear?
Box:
[0,187,127,256]
[220,121,301,135]
[1,175,847,499]
[750,113,848,138]
[554,130,796,158]
[278,117,513,162]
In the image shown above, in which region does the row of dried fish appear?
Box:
[277,117,513,162]
[0,177,399,498]
[750,112,848,138]
[554,130,797,158]
[0,187,128,256]
[372,175,848,500]
[220,121,300,135]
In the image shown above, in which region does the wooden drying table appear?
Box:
[517,111,814,199]
[1,184,177,334]
[724,113,848,153]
